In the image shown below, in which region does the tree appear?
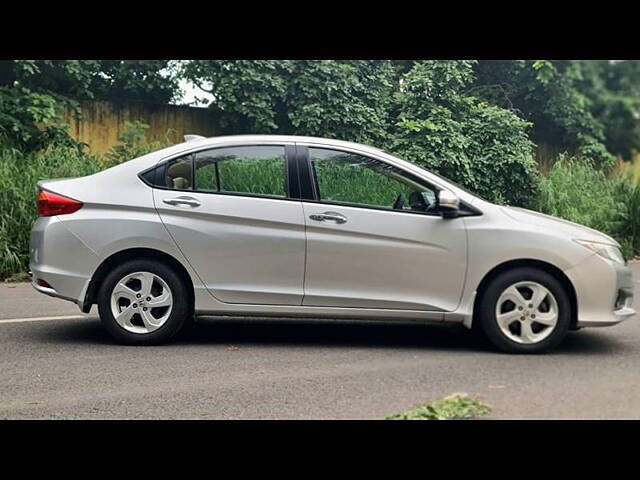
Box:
[182,60,396,145]
[471,60,617,167]
[11,60,180,103]
[183,59,541,206]
[88,60,181,104]
[575,60,640,160]
[0,60,182,150]
[390,61,539,207]
[0,60,87,150]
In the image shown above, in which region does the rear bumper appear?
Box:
[564,254,635,327]
[29,216,97,308]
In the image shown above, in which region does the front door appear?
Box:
[300,146,467,311]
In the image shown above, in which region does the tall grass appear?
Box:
[614,152,640,186]
[537,154,638,257]
[616,164,640,257]
[314,160,417,207]
[0,146,111,279]
[2,144,640,280]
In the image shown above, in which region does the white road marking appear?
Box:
[0,315,87,324]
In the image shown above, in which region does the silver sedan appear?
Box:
[29,135,635,352]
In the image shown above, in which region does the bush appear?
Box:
[0,146,112,279]
[390,61,540,207]
[536,155,631,255]
[106,120,173,166]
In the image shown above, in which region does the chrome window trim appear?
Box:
[297,142,481,218]
[138,142,298,203]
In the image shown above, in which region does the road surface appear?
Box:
[1,263,639,419]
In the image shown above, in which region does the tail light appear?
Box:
[36,189,83,216]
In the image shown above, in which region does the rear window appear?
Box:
[140,146,288,199]
[165,155,193,189]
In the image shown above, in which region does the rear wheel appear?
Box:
[478,268,571,353]
[97,259,191,345]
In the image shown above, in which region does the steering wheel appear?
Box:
[393,193,405,210]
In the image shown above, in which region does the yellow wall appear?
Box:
[64,100,218,154]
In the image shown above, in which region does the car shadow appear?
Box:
[33,315,630,355]
[180,317,482,351]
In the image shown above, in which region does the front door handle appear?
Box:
[162,196,201,207]
[309,211,347,224]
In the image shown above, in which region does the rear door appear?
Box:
[298,145,467,311]
[151,143,306,305]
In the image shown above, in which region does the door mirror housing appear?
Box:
[438,189,460,218]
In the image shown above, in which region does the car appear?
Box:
[30,134,635,352]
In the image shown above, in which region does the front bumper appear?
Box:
[564,253,635,327]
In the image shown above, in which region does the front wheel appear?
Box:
[478,268,571,353]
[97,259,192,345]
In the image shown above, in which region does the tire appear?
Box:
[478,268,571,353]
[97,259,192,345]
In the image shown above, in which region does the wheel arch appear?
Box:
[471,258,578,330]
[82,248,195,313]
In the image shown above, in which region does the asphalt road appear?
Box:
[1,264,640,419]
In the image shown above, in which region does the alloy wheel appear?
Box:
[110,271,173,334]
[495,281,559,344]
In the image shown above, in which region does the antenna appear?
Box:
[184,134,205,142]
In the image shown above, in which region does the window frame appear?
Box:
[139,143,301,202]
[297,144,481,218]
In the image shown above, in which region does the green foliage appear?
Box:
[183,60,396,145]
[472,60,617,168]
[0,60,182,151]
[386,394,492,420]
[207,158,286,197]
[0,85,74,151]
[0,61,100,151]
[88,60,181,104]
[11,60,181,104]
[537,155,630,253]
[314,159,415,207]
[106,121,173,165]
[614,168,640,257]
[2,59,639,278]
[390,61,540,207]
[0,146,113,279]
[0,122,177,279]
[285,60,396,145]
[184,60,541,206]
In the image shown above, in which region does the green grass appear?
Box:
[314,160,417,208]
[194,157,288,197]
[386,394,492,420]
[0,146,112,279]
[536,154,638,257]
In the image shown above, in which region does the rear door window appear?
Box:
[193,146,287,198]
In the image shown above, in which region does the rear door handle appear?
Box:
[309,211,347,224]
[162,196,201,207]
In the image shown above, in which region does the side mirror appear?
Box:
[438,189,460,218]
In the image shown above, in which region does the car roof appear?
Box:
[184,134,387,154]
[118,134,388,175]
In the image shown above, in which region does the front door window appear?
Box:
[309,147,438,213]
